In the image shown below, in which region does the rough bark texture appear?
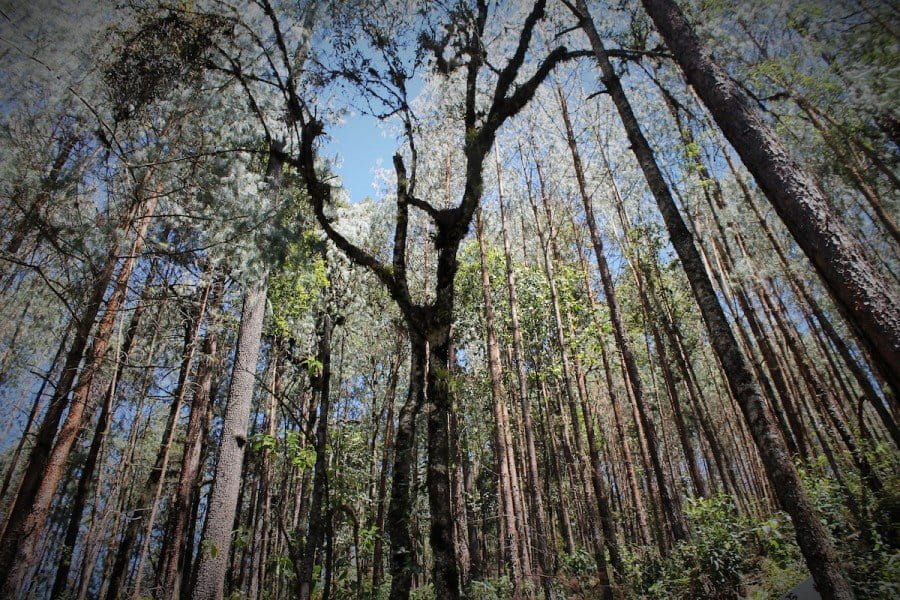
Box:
[574,2,855,598]
[298,313,335,600]
[191,281,267,600]
[639,0,899,399]
[387,336,425,600]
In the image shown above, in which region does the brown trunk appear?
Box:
[475,208,525,594]
[49,267,152,599]
[555,99,687,540]
[157,278,225,598]
[0,183,158,596]
[497,164,557,597]
[640,0,899,404]
[574,2,855,597]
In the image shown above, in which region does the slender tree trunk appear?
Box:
[372,336,402,592]
[574,3,855,597]
[132,283,209,600]
[49,269,151,599]
[553,95,687,540]
[298,313,336,600]
[497,165,556,598]
[639,0,899,400]
[0,327,69,506]
[0,185,157,596]
[157,278,225,598]
[475,208,525,595]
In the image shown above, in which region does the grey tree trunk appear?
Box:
[190,280,267,600]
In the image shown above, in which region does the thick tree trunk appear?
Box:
[387,335,426,600]
[190,280,267,600]
[425,322,461,599]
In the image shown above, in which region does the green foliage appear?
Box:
[681,495,748,593]
[250,429,316,470]
[625,495,749,599]
[232,526,251,550]
[468,576,513,599]
[268,231,329,338]
[797,453,900,599]
[559,548,598,576]
[408,584,435,600]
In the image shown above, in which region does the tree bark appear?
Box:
[298,313,336,600]
[639,0,899,400]
[190,280,267,600]
[574,2,855,597]
[157,278,225,598]
[387,335,426,600]
[0,183,157,596]
[49,267,152,599]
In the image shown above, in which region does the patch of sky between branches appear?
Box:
[323,69,424,205]
[323,111,393,204]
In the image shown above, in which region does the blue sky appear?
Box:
[324,112,398,203]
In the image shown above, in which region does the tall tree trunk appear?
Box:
[0,184,158,596]
[639,0,899,400]
[191,143,282,600]
[372,337,402,591]
[104,289,205,600]
[573,3,855,597]
[475,208,525,595]
[157,278,225,598]
[132,283,209,600]
[497,163,556,598]
[387,335,426,600]
[190,280,267,600]
[425,316,461,599]
[49,267,152,599]
[553,90,687,541]
[0,327,70,506]
[298,313,336,600]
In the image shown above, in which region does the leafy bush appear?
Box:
[624,494,750,599]
[559,548,598,576]
[468,576,513,600]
